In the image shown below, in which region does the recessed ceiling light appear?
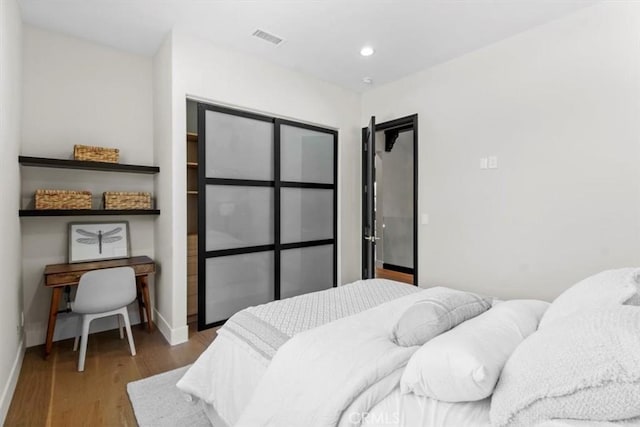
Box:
[363,77,373,85]
[360,46,375,57]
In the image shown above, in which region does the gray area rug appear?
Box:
[127,365,212,427]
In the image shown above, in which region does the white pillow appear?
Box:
[538,268,640,330]
[391,287,492,347]
[400,299,549,402]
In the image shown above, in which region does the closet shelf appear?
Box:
[19,209,161,217]
[19,156,160,174]
[187,162,198,168]
[187,191,198,195]
[187,133,198,143]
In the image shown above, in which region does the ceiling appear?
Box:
[18,0,594,92]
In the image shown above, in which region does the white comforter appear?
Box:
[235,291,433,427]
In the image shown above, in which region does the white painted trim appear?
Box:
[153,309,188,346]
[0,338,24,425]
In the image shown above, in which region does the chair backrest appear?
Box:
[74,267,137,314]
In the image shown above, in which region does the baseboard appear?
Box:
[154,309,188,346]
[0,338,24,425]
[382,263,414,275]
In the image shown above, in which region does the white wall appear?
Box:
[0,0,23,421]
[362,2,640,301]
[152,34,178,342]
[152,31,362,343]
[21,26,155,346]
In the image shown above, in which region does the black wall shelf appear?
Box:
[19,209,161,217]
[19,156,160,174]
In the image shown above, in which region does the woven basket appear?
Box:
[104,191,152,210]
[35,189,92,210]
[74,144,119,163]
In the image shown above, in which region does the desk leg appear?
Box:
[135,280,145,328]
[138,275,154,333]
[45,287,62,359]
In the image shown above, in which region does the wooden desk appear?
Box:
[43,256,155,358]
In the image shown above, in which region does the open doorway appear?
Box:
[362,115,418,286]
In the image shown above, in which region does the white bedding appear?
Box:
[181,331,268,426]
[234,291,426,427]
[178,281,494,427]
[178,273,640,427]
[195,332,492,427]
[361,388,490,427]
[178,279,419,425]
[195,353,637,427]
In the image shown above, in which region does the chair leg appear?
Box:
[121,308,136,356]
[118,314,124,339]
[73,316,82,351]
[78,315,92,372]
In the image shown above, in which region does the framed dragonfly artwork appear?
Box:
[68,221,131,263]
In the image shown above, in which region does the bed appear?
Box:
[179,278,427,425]
[178,271,640,427]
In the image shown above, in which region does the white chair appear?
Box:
[72,266,137,372]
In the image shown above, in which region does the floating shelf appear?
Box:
[19,156,160,174]
[19,209,161,217]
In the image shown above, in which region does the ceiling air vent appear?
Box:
[252,29,285,46]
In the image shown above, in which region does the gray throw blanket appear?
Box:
[491,306,640,426]
[222,278,419,359]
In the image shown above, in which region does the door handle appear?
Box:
[364,235,381,242]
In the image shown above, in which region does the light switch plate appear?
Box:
[480,157,488,169]
[488,156,498,169]
[421,214,429,225]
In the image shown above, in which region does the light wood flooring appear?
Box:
[5,323,217,427]
[376,267,414,285]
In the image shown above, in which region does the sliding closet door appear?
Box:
[198,105,276,328]
[278,121,337,300]
[198,105,337,329]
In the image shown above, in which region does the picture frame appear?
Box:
[68,221,131,263]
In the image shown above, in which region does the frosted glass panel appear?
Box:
[205,110,273,180]
[281,245,333,299]
[281,125,334,184]
[205,252,274,323]
[206,185,273,251]
[281,188,333,244]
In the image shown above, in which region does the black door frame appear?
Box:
[197,102,339,330]
[361,114,418,286]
